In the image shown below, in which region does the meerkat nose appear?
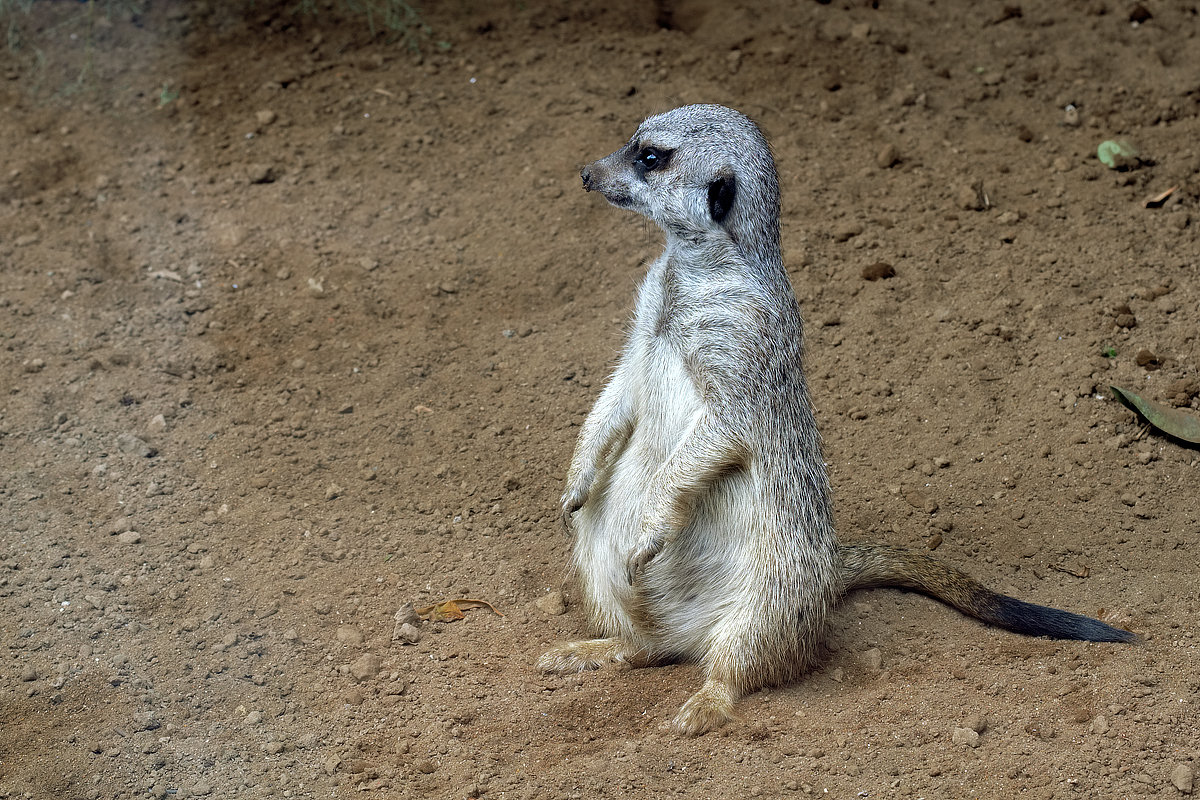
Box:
[581,166,595,192]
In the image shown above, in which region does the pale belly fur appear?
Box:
[571,338,762,661]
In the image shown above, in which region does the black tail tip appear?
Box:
[988,596,1139,643]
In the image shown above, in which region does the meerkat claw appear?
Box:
[625,538,662,584]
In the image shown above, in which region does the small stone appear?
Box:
[861,261,895,281]
[415,759,438,775]
[1115,313,1137,329]
[393,622,422,644]
[832,221,864,242]
[15,233,40,247]
[393,603,420,626]
[325,483,343,501]
[535,590,566,616]
[1170,763,1193,794]
[264,741,285,755]
[190,781,212,797]
[876,143,899,169]
[20,664,37,682]
[247,163,275,184]
[964,712,988,733]
[22,358,45,373]
[1128,3,1152,24]
[952,727,981,748]
[349,653,382,682]
[256,109,277,125]
[116,531,142,544]
[1134,349,1161,370]
[956,185,984,211]
[997,210,1020,226]
[344,689,365,705]
[861,648,882,672]
[336,625,364,646]
[148,414,167,432]
[1090,715,1109,734]
[117,433,154,457]
[245,710,263,725]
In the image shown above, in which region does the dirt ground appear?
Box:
[1,0,1198,797]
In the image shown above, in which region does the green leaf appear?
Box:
[1110,386,1200,445]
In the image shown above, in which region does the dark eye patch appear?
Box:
[633,146,673,178]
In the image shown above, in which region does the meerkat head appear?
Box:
[580,104,781,265]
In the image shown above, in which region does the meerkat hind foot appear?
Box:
[672,679,737,736]
[537,638,635,674]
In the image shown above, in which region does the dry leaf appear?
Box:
[1142,186,1177,209]
[1049,563,1090,579]
[415,598,504,623]
[1110,385,1200,445]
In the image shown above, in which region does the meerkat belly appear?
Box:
[573,341,761,656]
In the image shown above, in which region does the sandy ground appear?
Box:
[1,1,1198,798]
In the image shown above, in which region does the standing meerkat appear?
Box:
[539,104,1136,736]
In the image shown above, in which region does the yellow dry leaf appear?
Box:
[415,598,504,623]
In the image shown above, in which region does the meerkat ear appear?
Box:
[707,173,737,224]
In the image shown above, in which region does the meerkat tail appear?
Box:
[838,543,1138,643]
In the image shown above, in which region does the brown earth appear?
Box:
[1,1,1199,798]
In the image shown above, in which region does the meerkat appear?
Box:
[538,104,1136,736]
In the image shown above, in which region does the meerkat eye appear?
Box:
[633,147,672,175]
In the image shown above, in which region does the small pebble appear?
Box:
[964,712,988,733]
[20,664,38,682]
[832,221,864,242]
[861,261,895,281]
[349,653,382,682]
[1134,349,1160,370]
[535,590,566,617]
[956,185,984,211]
[246,163,275,184]
[393,622,422,645]
[876,143,899,168]
[116,531,142,544]
[117,433,154,457]
[394,603,420,626]
[1171,764,1193,794]
[951,727,981,748]
[245,710,263,725]
[861,648,882,672]
[256,109,277,126]
[336,625,364,646]
[1090,715,1109,735]
[345,689,365,705]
